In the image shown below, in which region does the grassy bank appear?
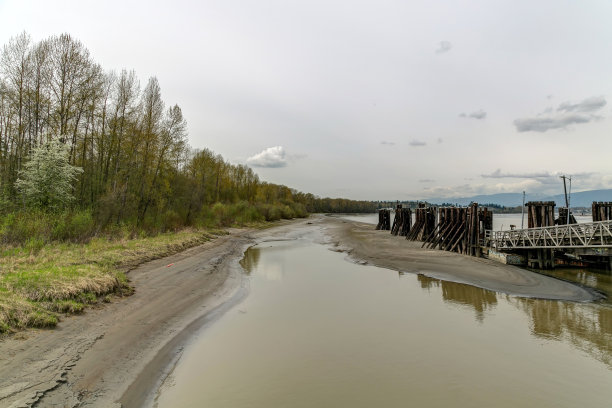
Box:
[0,226,246,334]
[0,200,308,334]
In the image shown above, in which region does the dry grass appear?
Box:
[0,228,229,334]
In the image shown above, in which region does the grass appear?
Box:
[0,227,231,334]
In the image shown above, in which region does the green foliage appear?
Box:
[0,209,95,246]
[0,31,377,240]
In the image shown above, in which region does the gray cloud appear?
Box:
[557,96,606,113]
[435,41,452,54]
[437,137,443,143]
[482,169,553,179]
[482,169,597,187]
[380,140,395,146]
[246,146,287,168]
[460,110,487,120]
[419,179,435,183]
[514,96,606,132]
[513,114,592,132]
[409,140,427,146]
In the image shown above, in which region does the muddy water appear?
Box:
[155,227,612,408]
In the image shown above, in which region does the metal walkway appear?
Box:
[487,220,612,250]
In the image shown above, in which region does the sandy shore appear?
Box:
[0,216,600,407]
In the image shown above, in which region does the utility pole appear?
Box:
[521,191,526,229]
[560,175,572,225]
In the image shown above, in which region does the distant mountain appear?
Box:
[548,189,612,207]
[425,189,612,208]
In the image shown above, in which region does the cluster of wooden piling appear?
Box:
[406,204,437,241]
[557,207,577,225]
[592,202,612,222]
[421,203,492,256]
[375,203,493,259]
[391,205,412,236]
[376,209,391,230]
[526,201,556,228]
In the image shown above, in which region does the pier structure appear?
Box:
[376,199,612,270]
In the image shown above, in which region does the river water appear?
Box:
[155,222,612,408]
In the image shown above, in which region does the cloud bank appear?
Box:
[246,146,287,168]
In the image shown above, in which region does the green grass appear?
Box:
[0,228,231,334]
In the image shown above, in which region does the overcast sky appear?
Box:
[2,0,611,200]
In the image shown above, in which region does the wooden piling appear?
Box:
[376,209,391,230]
[526,201,555,228]
[391,205,412,236]
[592,202,612,222]
[418,203,492,258]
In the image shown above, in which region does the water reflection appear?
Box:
[533,267,612,304]
[240,244,285,281]
[416,274,497,322]
[410,273,612,367]
[239,246,261,274]
[508,297,612,368]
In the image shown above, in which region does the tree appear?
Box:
[15,140,83,209]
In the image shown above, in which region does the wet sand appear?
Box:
[0,216,600,407]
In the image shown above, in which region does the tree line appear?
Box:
[0,32,376,242]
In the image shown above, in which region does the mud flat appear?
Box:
[324,215,600,302]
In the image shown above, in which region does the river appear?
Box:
[154,221,612,407]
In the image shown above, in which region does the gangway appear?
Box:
[487,220,612,250]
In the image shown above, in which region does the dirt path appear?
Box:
[0,226,263,408]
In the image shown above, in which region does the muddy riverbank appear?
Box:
[0,215,603,407]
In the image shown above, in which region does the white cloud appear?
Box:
[246,146,287,168]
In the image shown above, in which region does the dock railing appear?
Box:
[487,220,612,250]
